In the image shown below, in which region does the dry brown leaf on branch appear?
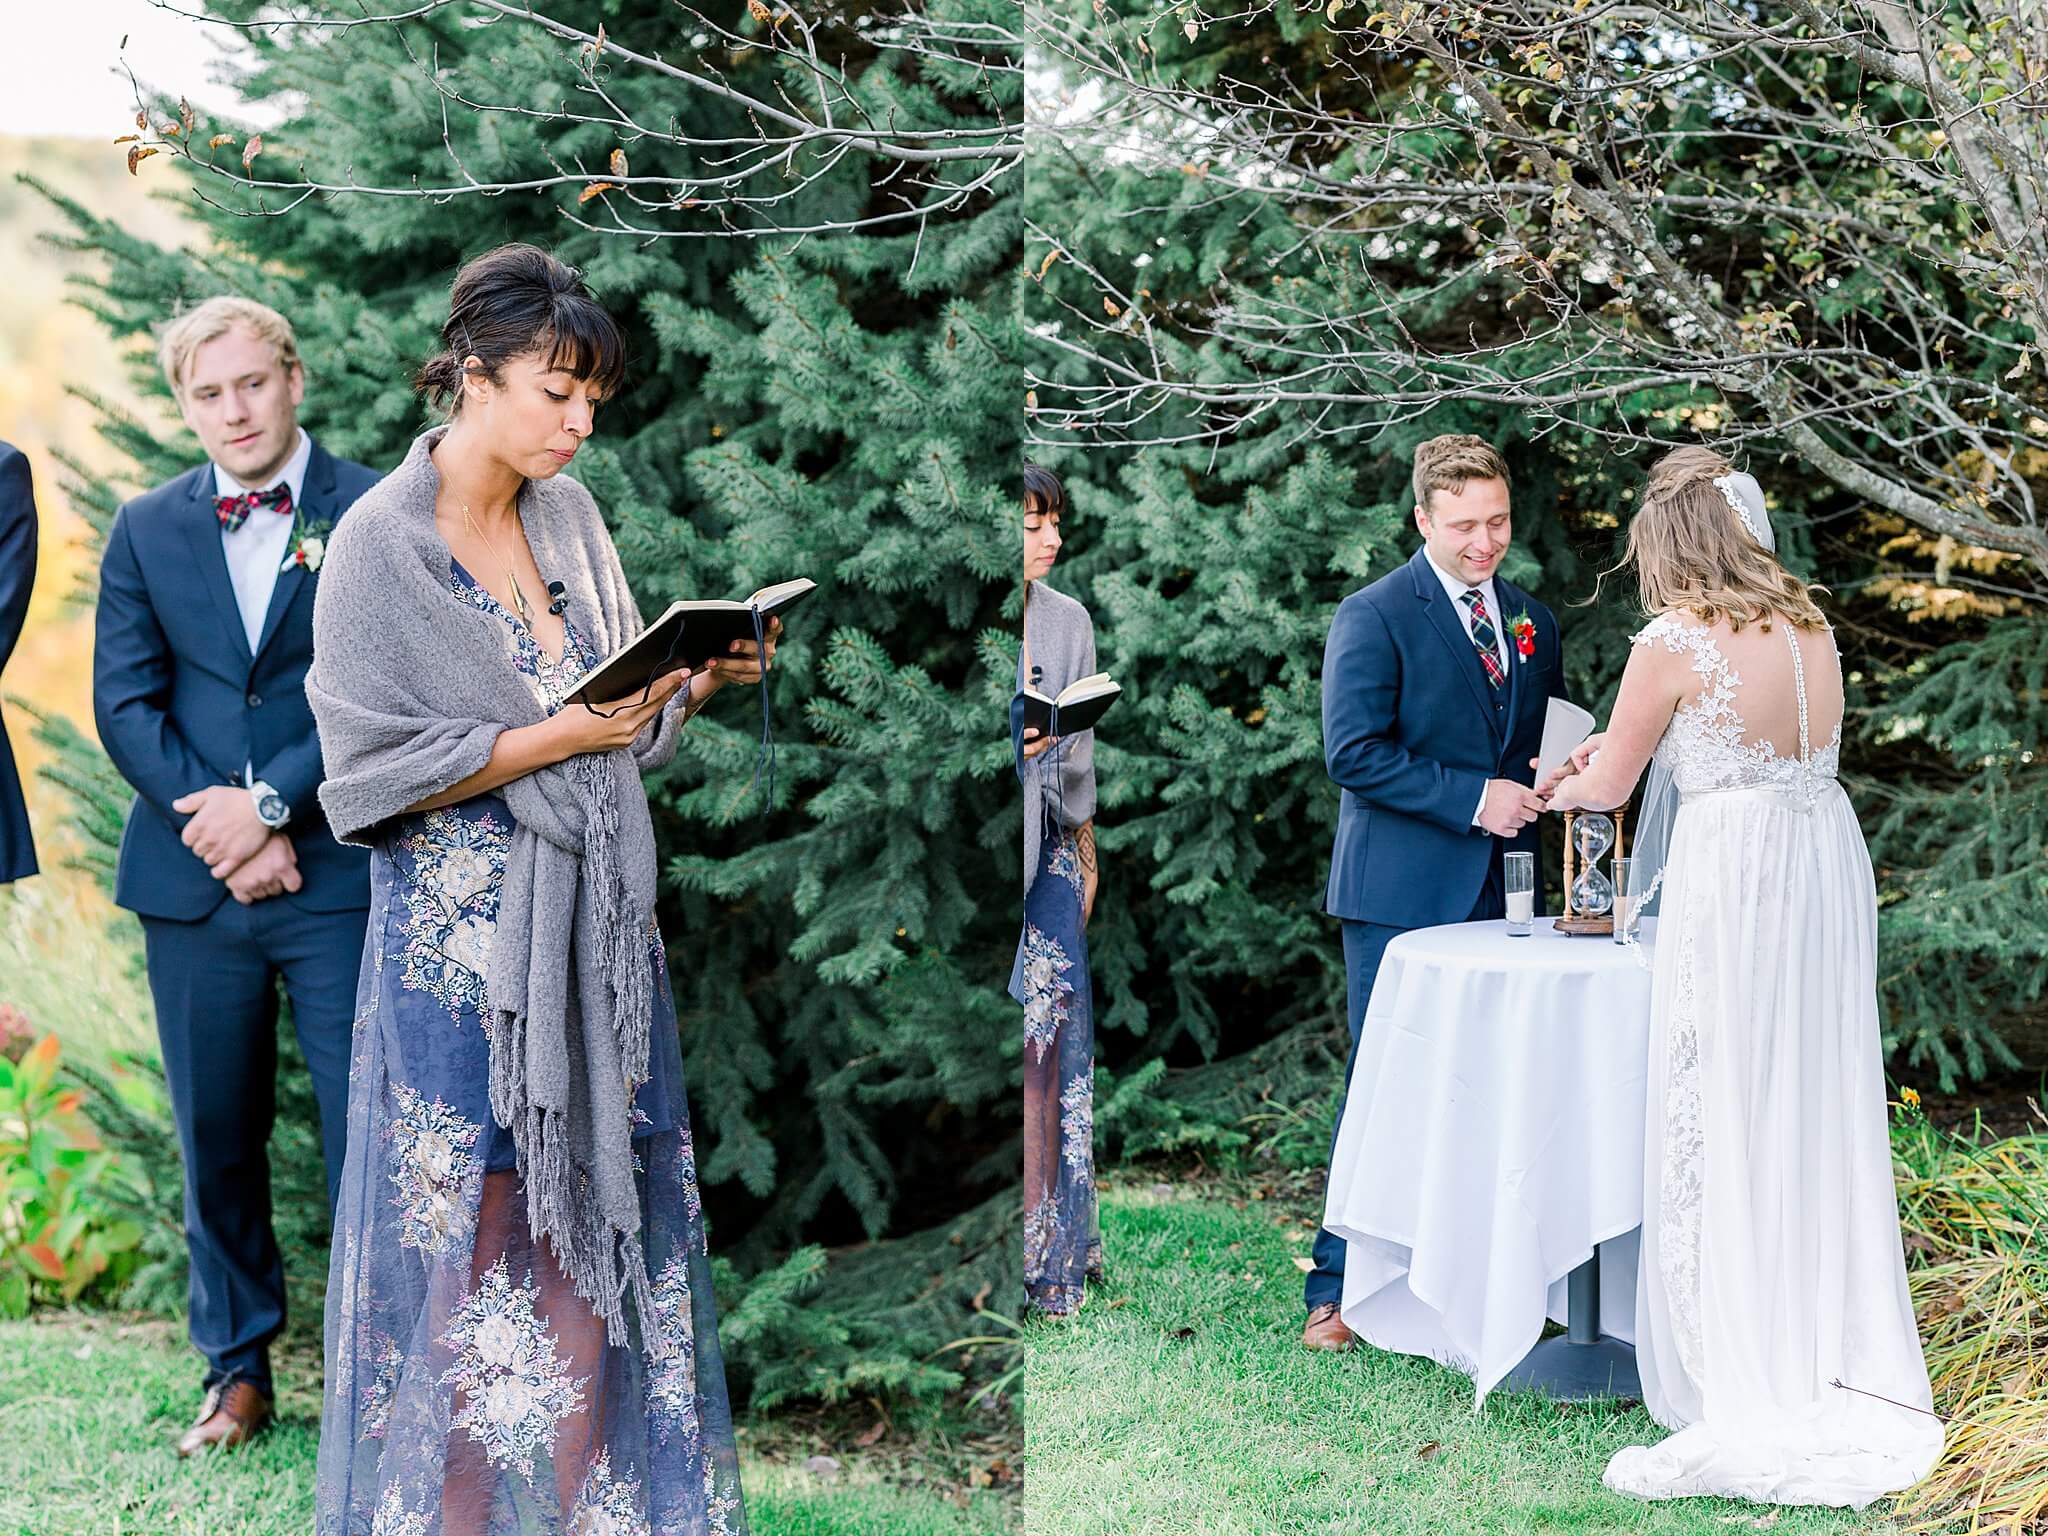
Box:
[579,182,618,203]
[126,145,158,175]
[594,23,606,56]
[241,135,263,170]
[114,135,141,145]
[1034,247,1062,280]
[1103,297,1122,318]
[748,0,771,20]
[135,110,147,131]
[179,98,194,137]
[208,134,235,150]
[609,147,628,177]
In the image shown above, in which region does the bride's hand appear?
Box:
[1532,733,1604,804]
[1547,774,1584,815]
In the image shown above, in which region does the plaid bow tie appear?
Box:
[215,484,293,534]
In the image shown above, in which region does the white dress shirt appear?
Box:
[1420,546,1511,829]
[216,428,311,803]
[215,427,312,656]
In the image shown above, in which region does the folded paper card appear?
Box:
[1537,696,1598,783]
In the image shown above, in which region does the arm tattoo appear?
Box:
[1076,820,1097,875]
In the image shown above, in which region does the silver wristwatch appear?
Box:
[249,780,290,830]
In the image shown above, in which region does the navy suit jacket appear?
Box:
[93,437,379,920]
[1322,546,1567,928]
[0,444,38,883]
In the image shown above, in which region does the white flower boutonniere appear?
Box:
[280,516,334,574]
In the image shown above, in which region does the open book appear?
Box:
[1017,672,1122,739]
[1536,696,1598,783]
[570,579,816,704]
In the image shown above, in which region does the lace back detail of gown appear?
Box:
[1629,613,1841,805]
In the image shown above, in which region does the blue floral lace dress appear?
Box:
[1008,653,1100,1318]
[316,561,746,1536]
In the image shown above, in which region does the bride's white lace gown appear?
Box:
[1603,613,1943,1507]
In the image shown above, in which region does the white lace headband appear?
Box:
[1712,471,1776,553]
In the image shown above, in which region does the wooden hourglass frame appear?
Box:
[1556,807,1627,937]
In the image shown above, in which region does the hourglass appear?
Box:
[1557,809,1627,937]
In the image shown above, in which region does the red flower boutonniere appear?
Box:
[1509,609,1537,662]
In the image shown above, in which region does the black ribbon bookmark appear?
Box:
[744,602,775,814]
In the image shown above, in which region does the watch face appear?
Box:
[259,794,288,825]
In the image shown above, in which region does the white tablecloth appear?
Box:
[1322,916,1657,1404]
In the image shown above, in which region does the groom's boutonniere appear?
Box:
[279,513,334,574]
[1509,609,1537,663]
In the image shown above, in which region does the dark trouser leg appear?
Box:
[260,902,371,1220]
[1304,919,1403,1311]
[142,903,284,1398]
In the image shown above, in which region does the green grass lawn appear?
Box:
[0,1313,1013,1536]
[1023,1175,1952,1536]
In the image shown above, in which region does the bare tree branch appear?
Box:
[1027,0,2048,576]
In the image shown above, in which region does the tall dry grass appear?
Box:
[1894,1099,2048,1534]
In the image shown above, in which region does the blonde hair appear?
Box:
[1413,433,1511,518]
[1614,445,1826,630]
[157,296,302,398]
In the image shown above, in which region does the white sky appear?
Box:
[1,0,276,138]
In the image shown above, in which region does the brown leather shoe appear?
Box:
[1302,1302,1356,1352]
[176,1379,273,1457]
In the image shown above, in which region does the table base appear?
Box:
[1499,1249,1642,1402]
[1499,1333,1641,1402]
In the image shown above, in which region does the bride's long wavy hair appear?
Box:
[1605,446,1827,632]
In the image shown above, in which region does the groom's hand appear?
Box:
[173,784,272,877]
[1479,778,1548,837]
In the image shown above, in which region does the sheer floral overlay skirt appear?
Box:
[1011,829,1099,1316]
[1606,785,1943,1508]
[315,813,746,1535]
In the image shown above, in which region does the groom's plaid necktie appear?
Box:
[1460,589,1506,690]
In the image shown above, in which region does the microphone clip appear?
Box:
[546,580,569,616]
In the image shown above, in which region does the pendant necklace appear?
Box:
[462,503,532,625]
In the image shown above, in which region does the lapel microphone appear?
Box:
[546,581,569,616]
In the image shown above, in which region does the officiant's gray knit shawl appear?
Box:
[1021,580,1096,896]
[308,426,683,1351]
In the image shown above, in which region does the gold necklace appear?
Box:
[462,503,532,624]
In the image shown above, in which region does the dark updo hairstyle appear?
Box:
[416,243,627,413]
[1023,462,1067,519]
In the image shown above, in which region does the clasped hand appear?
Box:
[1479,733,1607,836]
[1534,732,1605,812]
[171,784,301,903]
